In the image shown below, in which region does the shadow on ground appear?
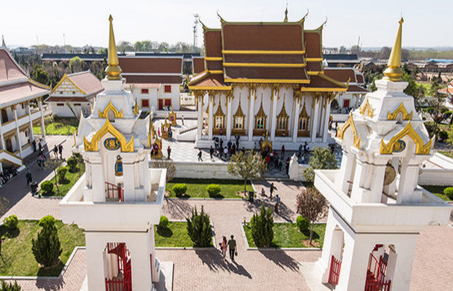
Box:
[162,198,191,219]
[258,249,300,272]
[194,249,252,279]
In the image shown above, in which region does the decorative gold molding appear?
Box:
[205,57,223,61]
[134,99,139,116]
[359,99,373,118]
[225,78,310,84]
[298,102,310,137]
[380,121,431,155]
[98,101,123,119]
[222,50,305,54]
[84,119,134,152]
[223,62,306,68]
[336,114,361,149]
[306,58,324,62]
[387,102,413,120]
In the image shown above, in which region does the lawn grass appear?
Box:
[421,185,452,201]
[166,178,253,199]
[0,220,85,277]
[154,221,213,248]
[33,116,78,136]
[43,165,85,197]
[243,222,326,248]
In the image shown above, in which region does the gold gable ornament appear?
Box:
[84,119,134,152]
[387,102,413,120]
[359,99,373,118]
[380,121,432,155]
[134,99,139,116]
[99,101,123,119]
[336,114,361,149]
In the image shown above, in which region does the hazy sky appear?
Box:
[1,0,452,49]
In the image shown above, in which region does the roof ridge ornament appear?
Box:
[383,17,404,82]
[284,3,288,22]
[105,15,122,80]
[199,18,208,30]
[217,10,226,24]
[316,17,327,30]
[298,9,309,23]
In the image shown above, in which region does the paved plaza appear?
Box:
[0,135,453,290]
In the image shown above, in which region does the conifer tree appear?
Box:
[31,215,62,268]
[186,206,212,247]
[250,204,274,248]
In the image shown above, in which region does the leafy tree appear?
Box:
[206,184,221,198]
[186,206,212,247]
[250,204,274,247]
[0,280,22,291]
[68,57,87,73]
[30,65,49,85]
[158,215,169,230]
[117,41,133,53]
[3,215,19,231]
[158,42,169,52]
[303,146,338,182]
[296,187,327,245]
[227,150,267,195]
[41,181,54,195]
[31,215,62,268]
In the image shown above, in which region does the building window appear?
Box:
[164,85,172,93]
[74,103,82,106]
[141,89,149,94]
[72,91,76,94]
[60,92,63,94]
[215,116,224,129]
[298,103,310,137]
[256,117,265,129]
[278,118,287,131]
[275,102,289,137]
[57,103,64,107]
[141,99,150,107]
[234,117,243,129]
[25,130,28,137]
[21,103,25,109]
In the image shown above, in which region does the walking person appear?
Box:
[210,146,214,160]
[220,236,228,259]
[181,115,184,126]
[281,145,285,157]
[53,145,58,159]
[25,170,32,185]
[32,139,36,152]
[228,235,237,262]
[198,150,203,162]
[167,146,171,159]
[270,182,276,199]
[58,144,63,159]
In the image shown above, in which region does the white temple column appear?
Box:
[13,106,23,157]
[208,95,213,140]
[247,87,256,141]
[367,162,387,203]
[322,98,332,142]
[397,162,421,203]
[311,96,320,143]
[38,98,46,141]
[129,232,153,289]
[123,163,135,201]
[270,87,278,142]
[91,163,106,202]
[292,97,300,142]
[27,101,34,143]
[226,95,232,141]
[197,95,202,140]
[0,113,4,150]
[388,235,418,291]
[336,149,356,195]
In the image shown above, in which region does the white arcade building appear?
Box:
[60,16,166,291]
[314,19,451,291]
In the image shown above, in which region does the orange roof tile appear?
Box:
[67,71,103,95]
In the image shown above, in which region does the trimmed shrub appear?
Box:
[41,181,54,195]
[158,215,169,229]
[296,216,309,232]
[0,280,22,291]
[444,187,453,200]
[32,215,62,268]
[67,157,78,173]
[206,184,221,198]
[3,215,19,231]
[438,130,448,141]
[250,204,274,248]
[172,184,187,197]
[186,205,212,247]
[57,167,68,182]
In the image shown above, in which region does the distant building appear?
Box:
[323,54,360,67]
[120,56,184,111]
[0,47,50,174]
[45,71,103,118]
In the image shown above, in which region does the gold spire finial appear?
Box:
[284,4,288,22]
[383,17,404,82]
[105,15,122,80]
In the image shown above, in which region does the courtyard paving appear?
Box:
[0,135,452,290]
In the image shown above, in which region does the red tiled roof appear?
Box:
[205,30,222,58]
[124,75,183,84]
[356,74,365,85]
[305,74,346,89]
[119,57,183,74]
[439,87,453,94]
[68,71,103,95]
[189,72,228,88]
[193,57,205,74]
[0,49,27,82]
[0,82,50,107]
[347,85,369,93]
[324,68,357,83]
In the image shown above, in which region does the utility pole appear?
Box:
[193,14,199,53]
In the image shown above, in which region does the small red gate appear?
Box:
[105,182,124,202]
[328,255,342,286]
[365,253,391,291]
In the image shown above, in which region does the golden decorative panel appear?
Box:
[387,102,413,120]
[84,119,134,152]
[359,99,373,118]
[380,121,431,155]
[336,114,361,149]
[98,101,123,119]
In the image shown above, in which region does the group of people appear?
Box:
[260,183,281,214]
[219,235,238,262]
[53,144,64,159]
[210,137,244,161]
[0,166,18,186]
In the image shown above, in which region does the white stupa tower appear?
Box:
[60,16,165,291]
[314,19,451,291]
